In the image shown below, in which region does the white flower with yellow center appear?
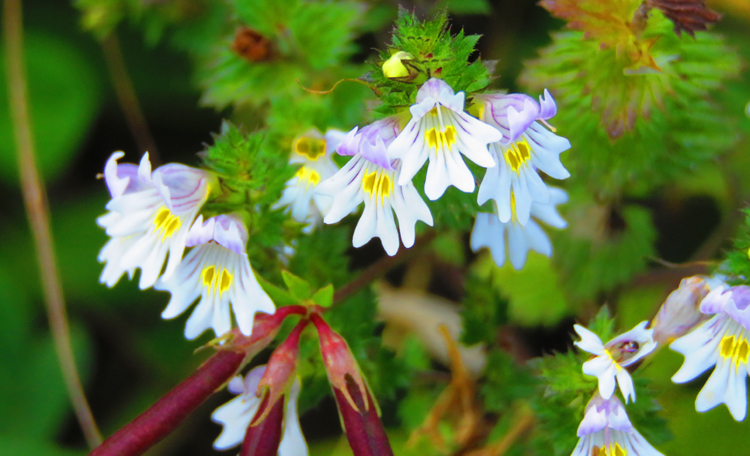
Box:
[155,214,275,339]
[98,152,210,289]
[388,78,502,200]
[473,90,571,225]
[317,116,433,256]
[274,129,346,231]
[572,393,663,456]
[212,366,308,455]
[574,322,656,403]
[671,285,750,421]
[470,187,568,270]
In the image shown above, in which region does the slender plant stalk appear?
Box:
[2,0,102,448]
[89,350,246,456]
[101,33,160,162]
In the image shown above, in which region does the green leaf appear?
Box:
[281,270,312,300]
[258,275,298,306]
[0,31,103,185]
[475,253,571,327]
[0,436,85,456]
[311,284,334,308]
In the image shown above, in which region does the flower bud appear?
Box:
[382,51,417,81]
[652,276,714,345]
[311,313,394,456]
[251,319,307,426]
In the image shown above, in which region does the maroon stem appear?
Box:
[89,349,245,456]
[240,395,285,456]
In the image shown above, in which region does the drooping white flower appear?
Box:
[473,90,571,225]
[212,366,308,456]
[97,152,210,289]
[387,78,502,200]
[572,393,663,456]
[574,322,656,403]
[470,187,568,270]
[317,116,433,256]
[671,285,750,421]
[154,214,275,339]
[274,129,346,231]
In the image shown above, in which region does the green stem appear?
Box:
[3,0,102,447]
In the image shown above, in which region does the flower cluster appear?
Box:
[98,152,276,340]
[279,77,573,265]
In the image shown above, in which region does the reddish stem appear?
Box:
[89,349,245,456]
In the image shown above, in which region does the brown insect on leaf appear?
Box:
[231,27,274,62]
[646,0,721,37]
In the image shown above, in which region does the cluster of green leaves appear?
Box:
[369,8,494,118]
[198,121,298,273]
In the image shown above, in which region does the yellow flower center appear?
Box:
[153,207,182,241]
[720,334,750,368]
[201,265,233,296]
[504,139,532,174]
[362,170,392,203]
[294,137,327,161]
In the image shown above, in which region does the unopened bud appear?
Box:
[251,319,307,426]
[652,276,715,345]
[311,313,369,413]
[382,51,416,81]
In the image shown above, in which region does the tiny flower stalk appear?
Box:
[310,313,394,456]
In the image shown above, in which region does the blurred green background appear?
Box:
[1,0,749,455]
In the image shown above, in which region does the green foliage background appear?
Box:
[1,0,749,455]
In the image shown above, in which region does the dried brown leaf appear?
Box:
[646,0,721,37]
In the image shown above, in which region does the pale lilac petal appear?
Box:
[574,325,606,355]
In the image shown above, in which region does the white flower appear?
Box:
[388,78,502,200]
[154,214,275,339]
[671,285,750,421]
[572,393,663,456]
[317,116,433,256]
[97,152,210,289]
[574,322,656,403]
[212,366,308,456]
[473,90,571,225]
[274,129,346,231]
[470,187,567,270]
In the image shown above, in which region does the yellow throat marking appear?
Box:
[426,108,457,153]
[505,139,532,174]
[593,443,627,456]
[720,334,750,368]
[294,137,327,161]
[295,166,321,189]
[362,170,392,203]
[153,207,181,241]
[201,265,233,296]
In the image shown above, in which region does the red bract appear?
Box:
[240,394,286,456]
[251,319,307,425]
[311,313,393,456]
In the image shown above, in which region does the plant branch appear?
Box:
[89,350,245,456]
[332,231,437,306]
[3,0,102,448]
[101,33,159,162]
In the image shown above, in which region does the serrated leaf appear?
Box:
[282,270,312,300]
[311,284,334,308]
